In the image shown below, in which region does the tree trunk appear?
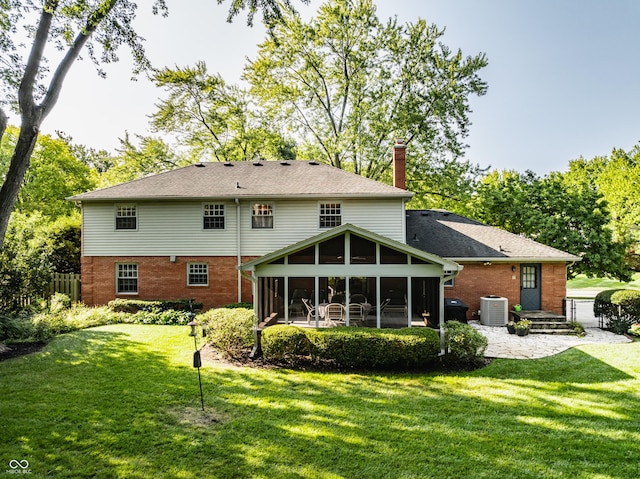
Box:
[0,123,40,250]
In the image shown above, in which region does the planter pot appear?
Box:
[507,324,516,334]
[516,328,529,336]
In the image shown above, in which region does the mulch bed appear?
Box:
[0,342,47,362]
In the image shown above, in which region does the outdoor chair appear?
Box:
[368,298,391,316]
[324,303,345,326]
[301,298,316,324]
[347,303,365,326]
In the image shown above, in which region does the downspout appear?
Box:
[235,198,242,302]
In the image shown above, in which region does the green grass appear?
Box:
[2,324,640,478]
[567,272,640,291]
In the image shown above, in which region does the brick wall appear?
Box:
[82,256,256,310]
[445,262,568,318]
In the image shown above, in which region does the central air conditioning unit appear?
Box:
[480,296,508,326]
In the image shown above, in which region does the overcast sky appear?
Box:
[30,0,640,175]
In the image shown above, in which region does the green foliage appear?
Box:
[223,302,254,309]
[594,289,640,334]
[629,323,640,337]
[150,63,294,162]
[245,0,488,198]
[444,321,488,366]
[468,169,631,281]
[0,128,97,218]
[0,214,53,313]
[107,298,202,313]
[200,307,255,358]
[0,306,122,343]
[260,325,310,361]
[49,293,72,313]
[126,309,189,326]
[262,326,440,369]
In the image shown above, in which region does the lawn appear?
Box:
[567,272,640,291]
[1,324,639,479]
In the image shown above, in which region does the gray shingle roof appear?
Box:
[406,210,581,262]
[69,161,412,201]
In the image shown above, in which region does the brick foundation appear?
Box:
[81,256,255,310]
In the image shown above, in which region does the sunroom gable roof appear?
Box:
[238,223,462,272]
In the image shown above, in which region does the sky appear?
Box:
[30,0,640,175]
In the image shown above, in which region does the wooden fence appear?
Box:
[48,273,81,302]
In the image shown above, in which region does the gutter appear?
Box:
[235,198,242,302]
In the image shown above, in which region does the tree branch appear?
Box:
[40,0,119,120]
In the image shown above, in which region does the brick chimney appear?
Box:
[393,138,406,190]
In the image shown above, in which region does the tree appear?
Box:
[150,62,295,162]
[244,0,488,197]
[0,0,307,250]
[0,126,97,218]
[469,170,632,281]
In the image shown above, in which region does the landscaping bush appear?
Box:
[261,326,440,369]
[108,298,203,313]
[2,306,123,343]
[223,302,253,309]
[261,325,310,362]
[125,309,190,325]
[200,308,255,358]
[444,321,488,366]
[594,289,640,334]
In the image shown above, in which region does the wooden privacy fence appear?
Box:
[48,273,81,302]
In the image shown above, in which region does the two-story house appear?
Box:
[69,141,579,327]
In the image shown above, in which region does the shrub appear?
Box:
[49,293,72,313]
[201,308,255,358]
[125,309,189,325]
[629,323,640,337]
[223,302,253,309]
[108,298,203,313]
[261,325,310,362]
[444,321,488,366]
[594,289,640,334]
[262,326,440,369]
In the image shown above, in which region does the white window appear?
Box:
[204,204,225,229]
[320,203,341,228]
[252,203,273,229]
[116,263,138,294]
[116,205,137,230]
[188,263,209,286]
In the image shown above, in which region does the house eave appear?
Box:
[445,256,582,263]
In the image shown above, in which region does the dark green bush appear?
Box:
[262,326,440,369]
[125,309,189,325]
[223,302,253,309]
[200,308,255,358]
[108,298,203,313]
[261,325,310,361]
[594,289,640,334]
[444,321,488,366]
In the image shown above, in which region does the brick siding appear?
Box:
[81,256,256,310]
[445,262,568,319]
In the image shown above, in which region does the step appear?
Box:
[529,321,571,330]
[529,328,577,335]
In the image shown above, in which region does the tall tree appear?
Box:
[244,0,488,196]
[150,62,294,161]
[469,170,632,281]
[0,0,307,250]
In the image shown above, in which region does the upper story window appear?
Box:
[116,205,137,230]
[116,263,138,294]
[203,204,225,229]
[319,203,341,228]
[252,203,273,229]
[188,263,209,286]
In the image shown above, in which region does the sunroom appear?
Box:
[238,224,462,329]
